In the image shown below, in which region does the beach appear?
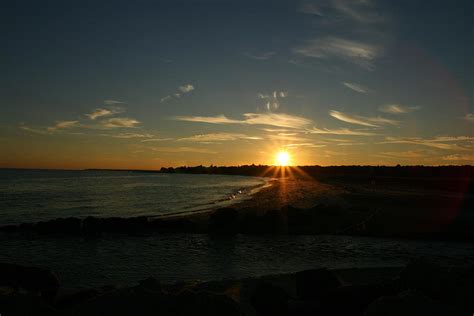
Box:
[1,168,473,315]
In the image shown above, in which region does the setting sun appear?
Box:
[276,151,291,166]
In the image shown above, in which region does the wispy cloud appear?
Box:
[103,100,125,105]
[179,132,262,142]
[378,151,426,159]
[151,147,217,154]
[443,154,474,161]
[298,2,324,16]
[47,120,80,132]
[308,126,376,136]
[330,110,399,127]
[109,133,154,139]
[332,0,384,24]
[294,37,381,70]
[179,84,194,93]
[284,143,326,148]
[19,123,49,135]
[86,107,124,120]
[257,91,288,110]
[160,96,173,103]
[244,52,276,60]
[141,138,174,143]
[464,113,474,123]
[379,104,420,114]
[380,136,473,150]
[101,118,140,128]
[175,112,312,129]
[161,84,195,103]
[342,82,370,93]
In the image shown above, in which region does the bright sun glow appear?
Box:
[276,151,291,166]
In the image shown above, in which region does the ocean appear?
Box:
[0,169,267,226]
[0,169,473,288]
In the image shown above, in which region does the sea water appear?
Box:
[0,169,267,225]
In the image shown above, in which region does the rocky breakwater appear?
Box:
[1,259,473,315]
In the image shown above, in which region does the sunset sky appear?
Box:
[1,0,473,169]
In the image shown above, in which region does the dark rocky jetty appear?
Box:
[1,260,473,315]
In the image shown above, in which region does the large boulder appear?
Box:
[208,208,240,234]
[72,286,168,316]
[295,268,342,300]
[364,290,464,316]
[241,209,287,234]
[251,282,290,316]
[35,217,82,235]
[319,281,401,316]
[398,259,452,300]
[0,263,60,304]
[174,289,242,316]
[0,293,58,316]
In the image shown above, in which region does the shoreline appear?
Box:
[1,173,473,241]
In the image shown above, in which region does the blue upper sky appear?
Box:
[1,0,473,168]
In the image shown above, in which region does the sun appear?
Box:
[275,151,291,166]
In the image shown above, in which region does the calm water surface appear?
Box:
[0,169,267,225]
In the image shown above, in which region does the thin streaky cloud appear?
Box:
[308,126,376,136]
[151,147,216,154]
[103,100,125,105]
[380,136,472,151]
[86,107,124,120]
[342,82,370,93]
[141,138,174,143]
[244,52,276,60]
[47,120,80,132]
[101,118,140,128]
[464,113,474,122]
[174,113,312,129]
[109,133,154,139]
[298,2,324,16]
[443,154,474,161]
[330,110,399,127]
[379,104,420,114]
[333,0,384,24]
[178,133,262,142]
[284,143,326,148]
[160,96,173,103]
[174,115,241,125]
[19,124,49,135]
[294,37,380,70]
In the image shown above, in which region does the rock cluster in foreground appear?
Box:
[0,259,473,315]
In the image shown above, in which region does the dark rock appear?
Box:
[56,288,100,309]
[73,287,171,316]
[0,293,58,316]
[35,217,82,235]
[0,263,60,304]
[364,290,465,316]
[175,289,242,316]
[138,276,162,293]
[320,281,401,316]
[82,216,103,235]
[398,258,451,300]
[295,268,342,300]
[251,282,290,316]
[150,218,197,233]
[208,208,240,234]
[241,209,287,234]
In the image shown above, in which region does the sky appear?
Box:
[1,0,473,169]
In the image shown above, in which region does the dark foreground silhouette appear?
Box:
[1,260,473,315]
